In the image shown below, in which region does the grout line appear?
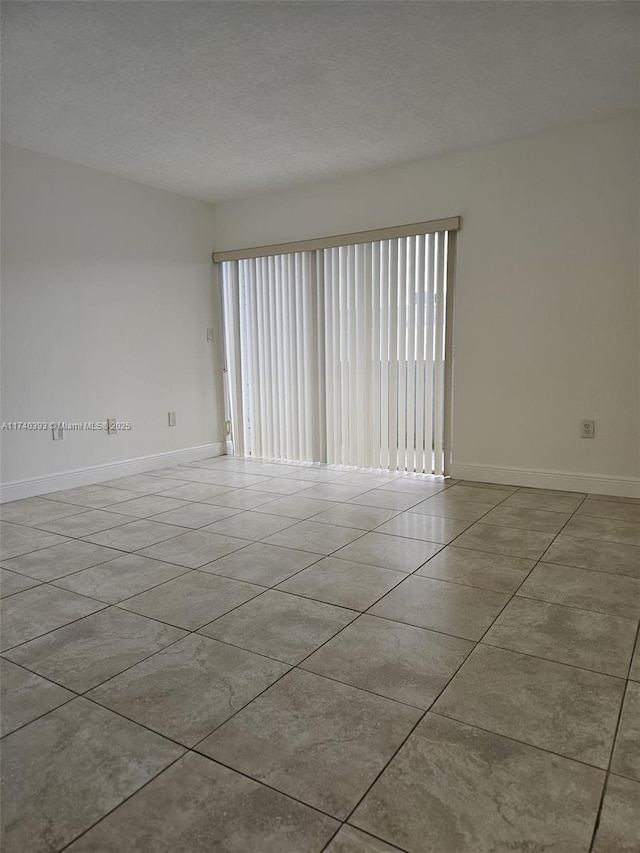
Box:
[587,618,640,853]
[2,462,636,853]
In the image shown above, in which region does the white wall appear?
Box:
[213,114,640,495]
[1,144,225,494]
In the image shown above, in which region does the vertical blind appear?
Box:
[220,228,453,475]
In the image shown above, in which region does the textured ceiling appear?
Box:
[2,1,638,202]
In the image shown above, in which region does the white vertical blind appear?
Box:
[220,229,452,473]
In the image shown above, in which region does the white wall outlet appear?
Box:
[206,328,214,343]
[580,419,595,439]
[52,427,63,441]
[168,411,176,427]
[107,418,117,435]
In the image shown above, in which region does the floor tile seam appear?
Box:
[55,750,189,853]
[1,613,191,694]
[586,621,640,853]
[536,557,639,580]
[96,502,248,523]
[2,546,157,583]
[0,655,83,739]
[320,820,412,853]
[426,709,612,774]
[477,636,633,680]
[574,507,640,524]
[0,579,45,599]
[194,549,327,587]
[47,562,195,603]
[548,531,640,549]
[331,622,488,830]
[405,567,530,596]
[0,599,111,656]
[514,589,640,622]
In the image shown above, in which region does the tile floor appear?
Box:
[1,456,639,852]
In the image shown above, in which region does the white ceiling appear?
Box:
[2,1,638,202]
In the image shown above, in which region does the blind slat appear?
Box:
[220,224,452,475]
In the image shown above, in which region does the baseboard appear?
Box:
[0,442,226,503]
[449,463,640,498]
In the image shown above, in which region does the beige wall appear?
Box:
[213,114,640,495]
[1,144,225,493]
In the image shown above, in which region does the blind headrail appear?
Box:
[212,215,461,263]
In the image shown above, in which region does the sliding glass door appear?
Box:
[220,225,455,475]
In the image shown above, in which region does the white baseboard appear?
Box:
[0,442,226,503]
[449,462,640,498]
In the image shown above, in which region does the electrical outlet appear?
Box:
[580,419,595,439]
[168,411,176,427]
[52,427,63,441]
[206,328,214,343]
[107,418,117,435]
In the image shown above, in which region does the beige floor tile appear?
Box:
[199,542,321,586]
[1,585,106,652]
[480,505,571,534]
[297,483,375,502]
[483,597,637,676]
[576,499,640,524]
[439,485,511,505]
[198,669,421,818]
[347,489,424,511]
[325,826,402,852]
[502,491,585,513]
[332,531,441,572]
[517,562,640,621]
[35,509,134,536]
[0,567,41,598]
[453,523,555,560]
[88,633,288,746]
[1,540,121,581]
[433,644,625,767]
[561,514,640,547]
[202,510,298,540]
[254,495,339,519]
[416,546,534,593]
[407,495,495,521]
[631,635,640,681]
[0,497,85,527]
[370,575,509,640]
[65,753,338,853]
[310,504,398,531]
[542,535,640,578]
[0,659,73,737]
[200,590,357,664]
[0,698,183,853]
[204,489,281,509]
[138,529,250,567]
[277,557,405,610]
[351,713,603,853]
[264,520,365,555]
[103,495,189,518]
[375,512,471,543]
[5,607,186,692]
[149,503,240,528]
[119,570,263,630]
[0,521,68,560]
[611,681,640,782]
[302,614,472,708]
[83,520,189,552]
[46,485,139,508]
[248,477,318,495]
[591,774,640,853]
[52,554,190,603]
[155,482,232,501]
